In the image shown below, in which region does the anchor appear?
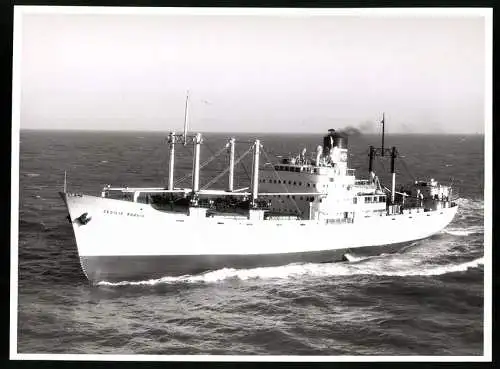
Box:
[76,212,92,225]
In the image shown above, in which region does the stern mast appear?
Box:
[369,113,398,204]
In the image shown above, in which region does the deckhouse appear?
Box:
[259,129,386,222]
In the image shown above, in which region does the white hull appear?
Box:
[62,193,458,283]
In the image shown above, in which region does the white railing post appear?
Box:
[168,131,176,190]
[228,137,235,192]
[192,133,202,193]
[251,139,260,205]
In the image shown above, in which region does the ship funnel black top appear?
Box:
[323,129,348,153]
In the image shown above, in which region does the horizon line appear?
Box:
[19,128,485,135]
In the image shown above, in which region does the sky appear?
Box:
[17,8,489,134]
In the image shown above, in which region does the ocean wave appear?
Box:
[443,225,483,236]
[97,256,484,287]
[25,173,40,177]
[456,197,482,206]
[456,198,484,212]
[343,253,367,262]
[453,198,484,227]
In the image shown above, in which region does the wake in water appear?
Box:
[98,197,485,287]
[454,198,484,222]
[443,226,483,236]
[98,256,484,287]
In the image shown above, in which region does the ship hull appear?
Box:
[81,242,411,283]
[61,193,458,284]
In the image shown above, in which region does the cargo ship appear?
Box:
[61,105,458,284]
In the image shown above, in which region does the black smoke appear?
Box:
[338,126,362,136]
[338,120,377,136]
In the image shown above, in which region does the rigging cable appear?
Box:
[398,155,417,182]
[201,146,253,190]
[173,142,229,186]
[235,146,252,184]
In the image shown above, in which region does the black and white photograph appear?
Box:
[11,7,491,359]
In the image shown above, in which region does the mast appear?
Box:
[251,139,260,205]
[192,133,202,193]
[391,146,397,204]
[63,170,67,193]
[228,137,235,192]
[381,112,385,156]
[183,90,190,146]
[167,131,176,190]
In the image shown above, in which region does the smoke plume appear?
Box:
[338,120,377,136]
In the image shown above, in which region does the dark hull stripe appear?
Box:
[81,242,412,283]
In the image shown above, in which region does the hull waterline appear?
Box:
[81,242,414,283]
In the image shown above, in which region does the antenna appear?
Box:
[183,90,190,146]
[381,112,385,156]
